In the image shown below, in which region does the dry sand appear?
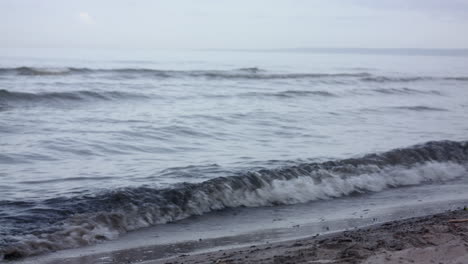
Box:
[151,209,468,264]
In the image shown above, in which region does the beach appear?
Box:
[150,209,468,264]
[13,200,468,264]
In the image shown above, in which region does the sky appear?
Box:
[1,0,467,50]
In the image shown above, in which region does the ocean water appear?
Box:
[0,48,468,260]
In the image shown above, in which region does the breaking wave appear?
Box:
[1,67,468,83]
[0,89,147,106]
[389,106,449,112]
[361,76,432,83]
[0,66,367,80]
[444,77,468,81]
[361,75,468,83]
[369,87,442,96]
[239,90,338,98]
[0,66,91,76]
[1,140,467,260]
[0,66,369,79]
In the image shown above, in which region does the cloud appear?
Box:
[78,12,94,24]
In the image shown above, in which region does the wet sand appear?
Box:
[12,200,468,264]
[151,209,468,264]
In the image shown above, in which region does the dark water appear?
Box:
[1,49,467,259]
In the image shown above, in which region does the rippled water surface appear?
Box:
[1,48,467,259]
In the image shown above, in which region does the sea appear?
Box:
[0,48,468,261]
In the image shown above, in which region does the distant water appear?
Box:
[1,48,467,259]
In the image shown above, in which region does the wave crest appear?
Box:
[2,67,468,83]
[0,66,370,80]
[0,89,147,107]
[389,106,449,112]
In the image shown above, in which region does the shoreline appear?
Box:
[12,197,468,264]
[16,207,468,264]
[151,209,468,264]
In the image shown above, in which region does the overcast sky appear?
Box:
[1,0,467,49]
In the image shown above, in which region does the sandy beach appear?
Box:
[13,198,468,264]
[147,209,468,264]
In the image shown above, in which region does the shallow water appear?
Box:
[1,48,467,259]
